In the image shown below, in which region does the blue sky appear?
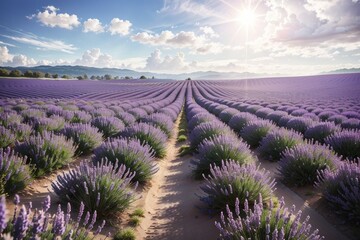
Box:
[0,0,359,75]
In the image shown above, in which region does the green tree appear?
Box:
[32,71,44,78]
[0,68,9,76]
[83,74,88,79]
[77,75,84,80]
[24,70,33,78]
[9,70,22,77]
[104,74,112,80]
[44,72,51,78]
[52,74,59,79]
[62,75,70,79]
[139,75,147,79]
[90,75,96,80]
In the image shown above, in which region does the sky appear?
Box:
[0,0,359,75]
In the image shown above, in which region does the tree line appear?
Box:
[0,68,153,80]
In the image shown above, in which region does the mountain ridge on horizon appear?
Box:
[0,65,274,80]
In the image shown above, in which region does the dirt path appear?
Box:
[136,116,218,240]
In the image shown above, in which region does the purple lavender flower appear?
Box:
[93,138,158,183]
[316,161,360,222]
[194,134,256,178]
[128,107,148,119]
[240,120,276,148]
[62,123,103,156]
[254,107,274,119]
[201,160,276,212]
[278,142,341,186]
[0,196,7,232]
[52,160,137,218]
[0,148,32,195]
[215,195,323,239]
[52,205,66,236]
[121,123,168,158]
[115,112,136,126]
[325,130,360,160]
[13,205,29,239]
[0,126,16,148]
[304,122,341,143]
[265,110,289,124]
[91,116,125,138]
[286,116,314,134]
[341,118,360,130]
[141,113,174,137]
[15,131,75,177]
[219,108,240,123]
[258,128,303,161]
[189,121,234,151]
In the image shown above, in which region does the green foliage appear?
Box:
[129,216,141,227]
[113,228,136,240]
[130,208,145,217]
[9,70,22,77]
[0,68,9,76]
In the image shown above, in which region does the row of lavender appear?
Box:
[189,80,359,234]
[0,79,185,239]
[195,81,360,161]
[184,82,323,239]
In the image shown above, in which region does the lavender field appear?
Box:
[0,73,360,240]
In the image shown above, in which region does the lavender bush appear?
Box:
[0,195,106,239]
[219,108,240,123]
[91,116,125,138]
[15,132,75,177]
[265,111,288,124]
[228,112,258,133]
[0,148,32,195]
[62,124,103,156]
[286,117,314,134]
[71,111,92,124]
[215,195,323,239]
[194,134,256,178]
[258,128,303,161]
[188,112,216,132]
[121,123,168,158]
[316,161,360,222]
[304,122,341,143]
[341,118,360,130]
[189,121,233,151]
[9,123,32,141]
[0,113,22,127]
[0,127,16,148]
[141,113,174,137]
[52,160,137,218]
[201,160,276,212]
[33,116,65,133]
[278,143,340,186]
[325,130,360,160]
[240,120,276,148]
[115,112,136,126]
[93,138,158,183]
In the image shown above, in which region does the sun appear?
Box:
[237,8,257,27]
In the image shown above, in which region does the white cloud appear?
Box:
[31,6,80,30]
[108,18,132,36]
[0,46,36,67]
[131,30,225,54]
[0,46,13,63]
[3,35,77,53]
[200,26,218,38]
[144,49,189,72]
[83,18,104,33]
[0,41,16,47]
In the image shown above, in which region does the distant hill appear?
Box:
[0,65,265,80]
[326,68,360,74]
